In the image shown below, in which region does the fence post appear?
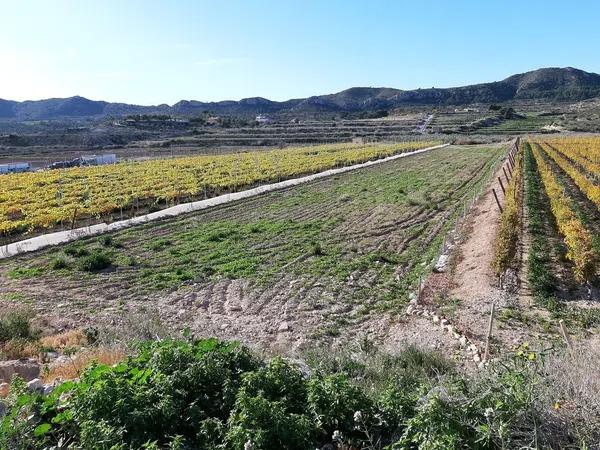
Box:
[559,320,574,354]
[484,302,496,362]
[492,189,503,213]
[503,166,510,183]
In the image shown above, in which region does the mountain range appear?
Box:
[1,67,599,120]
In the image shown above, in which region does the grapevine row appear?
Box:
[530,142,596,281]
[493,147,523,275]
[550,141,600,176]
[537,142,600,211]
[0,141,440,237]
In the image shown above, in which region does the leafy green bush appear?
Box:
[0,339,593,449]
[50,256,69,270]
[77,251,112,272]
[0,310,38,343]
[64,245,89,257]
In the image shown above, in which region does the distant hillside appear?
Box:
[1,67,600,119]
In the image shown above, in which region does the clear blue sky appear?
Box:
[1,0,598,105]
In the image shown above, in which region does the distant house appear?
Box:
[206,116,220,125]
[80,154,117,166]
[256,114,270,124]
[0,162,31,174]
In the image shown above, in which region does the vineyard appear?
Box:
[0,141,439,242]
[495,136,600,307]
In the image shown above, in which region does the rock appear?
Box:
[0,382,8,397]
[27,378,43,392]
[434,255,449,272]
[473,354,481,363]
[459,336,468,347]
[440,319,449,326]
[453,332,461,339]
[43,384,54,395]
[0,360,40,383]
[406,305,414,315]
[49,355,71,370]
[445,325,453,334]
[278,322,291,332]
[468,344,478,354]
[432,315,440,324]
[46,351,59,361]
[0,400,6,418]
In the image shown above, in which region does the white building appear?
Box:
[80,154,117,166]
[0,162,31,174]
[256,114,270,124]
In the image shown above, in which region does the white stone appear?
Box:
[278,322,290,332]
[432,315,440,324]
[473,354,481,363]
[459,336,467,346]
[27,378,43,391]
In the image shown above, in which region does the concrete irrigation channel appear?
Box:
[0,143,449,259]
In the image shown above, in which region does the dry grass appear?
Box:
[43,347,126,384]
[40,328,87,350]
[539,344,600,445]
[0,339,40,360]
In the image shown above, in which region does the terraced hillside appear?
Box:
[0,144,504,350]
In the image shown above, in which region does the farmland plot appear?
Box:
[0,140,439,242]
[0,144,503,349]
[519,137,600,315]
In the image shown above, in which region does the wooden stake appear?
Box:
[71,207,78,230]
[559,319,574,353]
[484,302,496,362]
[492,188,503,213]
[498,177,505,195]
[503,166,510,184]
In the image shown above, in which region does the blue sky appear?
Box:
[1,0,598,105]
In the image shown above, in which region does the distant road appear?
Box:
[417,114,434,133]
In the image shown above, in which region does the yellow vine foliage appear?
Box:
[538,142,600,210]
[494,147,523,274]
[542,136,600,165]
[531,143,596,281]
[0,141,440,237]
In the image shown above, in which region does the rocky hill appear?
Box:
[1,67,599,119]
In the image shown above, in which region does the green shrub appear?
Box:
[0,339,593,449]
[64,245,89,257]
[0,310,38,343]
[78,251,112,272]
[50,257,69,270]
[7,267,43,279]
